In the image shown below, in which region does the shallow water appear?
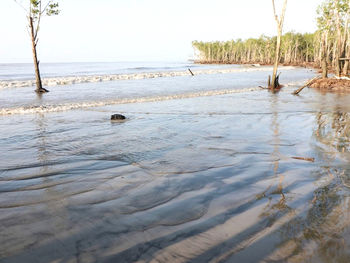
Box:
[0,65,303,113]
[0,65,349,263]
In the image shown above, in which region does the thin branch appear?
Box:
[272,0,279,23]
[34,2,42,40]
[279,0,288,29]
[26,21,31,38]
[41,0,54,15]
[13,0,27,12]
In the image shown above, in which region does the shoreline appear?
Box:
[194,61,350,92]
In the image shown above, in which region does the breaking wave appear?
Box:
[0,87,262,115]
[0,66,296,89]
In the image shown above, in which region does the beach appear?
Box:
[0,63,349,263]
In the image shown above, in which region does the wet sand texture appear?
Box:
[1,68,349,262]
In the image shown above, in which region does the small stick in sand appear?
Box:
[292,77,320,95]
[291,156,315,162]
[188,68,194,76]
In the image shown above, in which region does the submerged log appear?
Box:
[292,156,315,162]
[292,77,320,95]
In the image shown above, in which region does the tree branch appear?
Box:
[272,0,279,23]
[34,1,42,40]
[13,0,27,12]
[41,0,54,15]
[279,0,288,29]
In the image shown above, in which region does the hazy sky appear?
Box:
[0,0,320,63]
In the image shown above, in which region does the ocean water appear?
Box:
[0,62,349,263]
[0,61,241,81]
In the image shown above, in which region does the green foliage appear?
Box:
[13,0,60,20]
[46,2,60,16]
[317,0,349,31]
[193,32,317,65]
[193,0,350,73]
[29,0,60,20]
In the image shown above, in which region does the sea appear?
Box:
[0,61,349,263]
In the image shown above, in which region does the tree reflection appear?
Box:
[257,99,350,262]
[278,108,350,262]
[35,113,69,234]
[259,94,291,221]
[315,111,350,154]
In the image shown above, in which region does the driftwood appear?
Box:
[292,77,320,95]
[291,156,315,162]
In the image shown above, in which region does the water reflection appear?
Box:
[275,102,350,262]
[260,94,289,219]
[236,94,350,262]
[315,111,350,154]
[34,113,69,244]
[1,88,350,263]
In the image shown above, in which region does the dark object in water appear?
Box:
[188,68,194,76]
[268,73,283,91]
[111,114,126,120]
[35,87,49,93]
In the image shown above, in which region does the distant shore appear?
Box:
[194,60,317,69]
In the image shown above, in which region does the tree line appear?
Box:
[193,0,350,78]
[193,32,315,66]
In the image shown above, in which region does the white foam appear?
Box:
[0,66,296,90]
[0,87,262,115]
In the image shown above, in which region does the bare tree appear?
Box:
[321,31,329,78]
[14,0,60,93]
[271,0,288,90]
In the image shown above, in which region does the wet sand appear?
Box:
[0,68,349,262]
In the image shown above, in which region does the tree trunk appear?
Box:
[335,1,342,77]
[342,13,350,76]
[343,60,349,75]
[321,32,328,78]
[29,17,44,92]
[321,56,328,78]
[271,0,287,90]
[272,29,282,88]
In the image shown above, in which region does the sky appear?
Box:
[0,0,321,63]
